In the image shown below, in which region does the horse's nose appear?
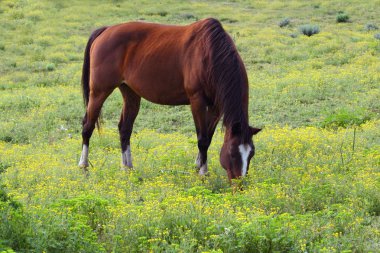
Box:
[228,168,242,180]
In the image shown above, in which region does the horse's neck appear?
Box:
[224,117,250,141]
[216,76,249,130]
[220,95,248,125]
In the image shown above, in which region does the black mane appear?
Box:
[200,18,250,140]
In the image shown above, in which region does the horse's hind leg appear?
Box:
[118,84,141,170]
[79,91,112,168]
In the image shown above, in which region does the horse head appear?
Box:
[220,123,261,181]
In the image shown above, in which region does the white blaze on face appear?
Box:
[239,144,251,176]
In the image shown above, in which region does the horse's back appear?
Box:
[89,20,214,105]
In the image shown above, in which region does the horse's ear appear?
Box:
[250,126,262,136]
[231,122,242,136]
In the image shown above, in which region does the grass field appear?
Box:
[0,0,379,252]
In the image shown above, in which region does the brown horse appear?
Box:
[78,18,261,181]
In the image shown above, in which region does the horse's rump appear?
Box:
[89,21,204,105]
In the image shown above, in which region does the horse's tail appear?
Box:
[81,26,108,107]
[82,26,108,129]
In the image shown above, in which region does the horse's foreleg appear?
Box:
[119,84,141,170]
[79,91,111,168]
[195,106,220,172]
[190,95,212,175]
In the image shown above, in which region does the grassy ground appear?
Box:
[0,0,379,252]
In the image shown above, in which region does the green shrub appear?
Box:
[145,11,168,17]
[321,109,370,128]
[299,24,320,36]
[336,13,350,23]
[30,211,106,253]
[0,188,106,252]
[0,185,31,252]
[374,33,380,40]
[278,18,290,28]
[365,23,378,31]
[52,195,111,236]
[158,11,168,17]
[220,17,238,23]
[0,162,11,174]
[45,63,55,71]
[178,13,196,20]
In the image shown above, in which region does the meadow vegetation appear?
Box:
[0,0,379,252]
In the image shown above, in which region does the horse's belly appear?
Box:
[142,90,190,105]
[127,80,190,105]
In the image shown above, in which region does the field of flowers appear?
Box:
[0,0,379,252]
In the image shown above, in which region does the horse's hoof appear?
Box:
[195,153,201,168]
[78,162,89,168]
[198,165,209,176]
[121,165,133,171]
[198,168,209,176]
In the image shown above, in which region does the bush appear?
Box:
[278,18,290,28]
[0,162,11,174]
[0,187,106,252]
[0,185,31,252]
[52,195,111,236]
[29,211,106,253]
[336,13,350,23]
[321,109,370,129]
[45,63,55,71]
[374,33,380,40]
[145,11,167,17]
[365,23,378,31]
[178,13,196,20]
[299,25,320,36]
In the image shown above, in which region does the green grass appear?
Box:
[0,0,379,252]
